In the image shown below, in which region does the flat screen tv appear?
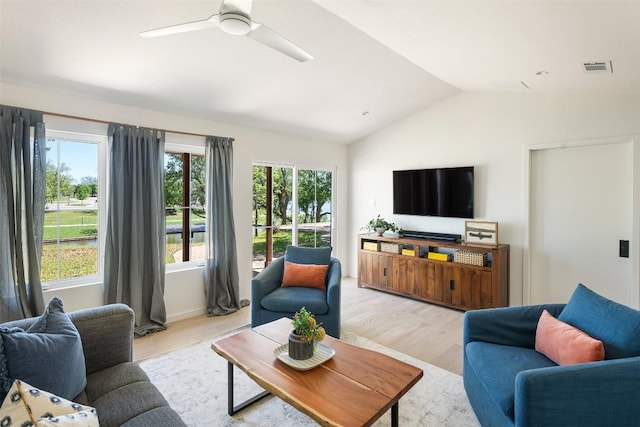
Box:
[393,166,474,218]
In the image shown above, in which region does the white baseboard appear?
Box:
[167,307,207,324]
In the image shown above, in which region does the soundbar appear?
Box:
[402,230,461,242]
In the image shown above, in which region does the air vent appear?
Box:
[582,61,613,73]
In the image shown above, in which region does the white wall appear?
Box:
[348,91,640,305]
[1,82,349,322]
[5,82,639,315]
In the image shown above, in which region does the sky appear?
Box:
[47,139,97,182]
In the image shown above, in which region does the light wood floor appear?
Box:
[133,277,465,375]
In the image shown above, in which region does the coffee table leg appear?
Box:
[391,402,399,427]
[227,361,271,415]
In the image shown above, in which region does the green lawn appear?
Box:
[41,216,329,280]
[252,229,330,258]
[41,245,97,282]
[44,210,207,241]
[42,241,201,281]
[44,210,98,240]
[166,211,206,227]
[44,209,97,226]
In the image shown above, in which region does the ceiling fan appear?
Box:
[140,0,313,62]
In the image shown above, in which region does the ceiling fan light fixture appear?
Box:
[140,0,311,61]
[219,13,251,36]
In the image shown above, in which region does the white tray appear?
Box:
[273,342,335,371]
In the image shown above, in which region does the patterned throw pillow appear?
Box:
[0,379,99,427]
[0,297,87,402]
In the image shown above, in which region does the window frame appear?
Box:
[42,130,108,290]
[294,166,335,249]
[251,161,337,271]
[164,142,206,271]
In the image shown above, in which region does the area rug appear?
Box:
[139,330,480,426]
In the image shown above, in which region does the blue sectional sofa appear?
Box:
[463,284,640,427]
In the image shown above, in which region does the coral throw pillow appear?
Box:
[281,261,328,290]
[535,309,605,365]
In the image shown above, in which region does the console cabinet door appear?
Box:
[358,251,391,289]
[418,262,445,303]
[390,256,417,294]
[444,266,493,309]
[358,251,374,287]
[374,255,391,289]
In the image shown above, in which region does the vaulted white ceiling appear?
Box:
[1,1,639,143]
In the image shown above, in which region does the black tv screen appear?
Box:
[393,167,474,218]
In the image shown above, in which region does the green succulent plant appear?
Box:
[291,307,326,341]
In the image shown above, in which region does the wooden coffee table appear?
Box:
[212,318,423,426]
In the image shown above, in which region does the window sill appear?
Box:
[41,263,205,292]
[165,261,205,274]
[42,278,103,292]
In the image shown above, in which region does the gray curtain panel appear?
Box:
[104,123,167,336]
[0,105,46,321]
[204,136,246,316]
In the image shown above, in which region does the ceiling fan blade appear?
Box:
[220,0,253,17]
[247,23,313,62]
[140,15,220,38]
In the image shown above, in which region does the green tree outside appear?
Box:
[45,161,74,206]
[273,167,292,225]
[164,153,183,211]
[75,184,91,204]
[296,170,331,223]
[80,176,98,197]
[252,166,267,233]
[313,171,332,222]
[190,155,205,218]
[252,166,332,227]
[297,169,316,223]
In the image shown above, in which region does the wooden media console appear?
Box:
[358,234,509,310]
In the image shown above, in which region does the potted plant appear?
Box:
[289,307,326,360]
[363,214,398,236]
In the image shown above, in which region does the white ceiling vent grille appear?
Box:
[582,61,613,73]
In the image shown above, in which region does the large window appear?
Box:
[252,163,334,275]
[164,151,206,265]
[296,169,333,248]
[41,129,207,287]
[42,134,104,285]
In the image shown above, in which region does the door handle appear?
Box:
[450,280,455,290]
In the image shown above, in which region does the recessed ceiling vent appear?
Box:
[582,61,613,73]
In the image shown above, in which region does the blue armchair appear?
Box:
[463,284,640,427]
[251,246,341,338]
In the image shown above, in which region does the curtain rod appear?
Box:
[43,111,209,139]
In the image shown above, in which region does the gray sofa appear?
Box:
[1,303,185,427]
